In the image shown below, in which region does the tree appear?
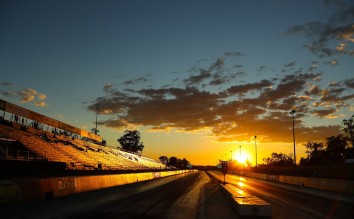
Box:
[179,158,190,169]
[344,146,354,159]
[159,156,169,165]
[117,130,144,153]
[168,157,178,167]
[159,156,191,169]
[343,114,354,147]
[91,128,99,135]
[262,152,293,166]
[325,134,347,163]
[304,141,325,164]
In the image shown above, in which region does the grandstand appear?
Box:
[0,100,166,177]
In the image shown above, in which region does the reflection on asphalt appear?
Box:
[208,171,354,219]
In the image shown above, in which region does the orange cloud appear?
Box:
[87,67,353,145]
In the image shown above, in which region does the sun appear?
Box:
[233,152,248,164]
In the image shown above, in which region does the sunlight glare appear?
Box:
[233,152,248,164]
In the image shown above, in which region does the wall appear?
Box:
[0,170,196,203]
[232,171,354,194]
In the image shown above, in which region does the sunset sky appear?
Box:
[1,0,353,165]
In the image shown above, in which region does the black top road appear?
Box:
[209,171,354,219]
[1,171,353,219]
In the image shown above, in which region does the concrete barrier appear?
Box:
[0,170,196,203]
[220,183,272,217]
[232,171,354,194]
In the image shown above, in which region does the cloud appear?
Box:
[37,93,46,101]
[54,114,64,118]
[233,64,243,68]
[86,55,353,145]
[307,80,354,110]
[209,71,241,86]
[184,57,228,86]
[90,83,350,144]
[328,3,354,22]
[286,21,324,38]
[103,83,113,91]
[184,69,212,85]
[225,80,272,96]
[286,3,354,59]
[336,42,347,52]
[257,66,274,72]
[344,78,354,88]
[19,88,37,102]
[123,77,149,85]
[184,56,248,88]
[34,101,47,107]
[305,85,321,96]
[252,73,321,107]
[333,23,354,42]
[223,51,244,57]
[311,107,337,118]
[283,61,296,68]
[0,85,48,107]
[1,82,12,86]
[324,59,339,65]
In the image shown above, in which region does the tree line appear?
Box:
[116,130,192,168]
[158,156,191,169]
[261,114,354,167]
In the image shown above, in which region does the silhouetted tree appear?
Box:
[159,156,191,168]
[325,134,347,163]
[117,130,144,153]
[168,156,178,167]
[262,152,293,166]
[343,114,354,147]
[159,156,169,165]
[303,141,325,164]
[176,158,190,169]
[91,128,99,135]
[344,146,354,159]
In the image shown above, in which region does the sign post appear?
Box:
[221,161,228,184]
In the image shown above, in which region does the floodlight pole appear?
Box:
[95,104,100,135]
[255,135,257,168]
[290,110,296,173]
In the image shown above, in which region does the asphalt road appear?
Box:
[209,171,354,219]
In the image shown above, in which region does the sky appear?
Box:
[0,0,353,166]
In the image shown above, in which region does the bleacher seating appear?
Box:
[0,120,166,171]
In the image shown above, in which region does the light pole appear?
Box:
[254,135,257,168]
[290,109,296,172]
[239,145,242,156]
[95,104,100,135]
